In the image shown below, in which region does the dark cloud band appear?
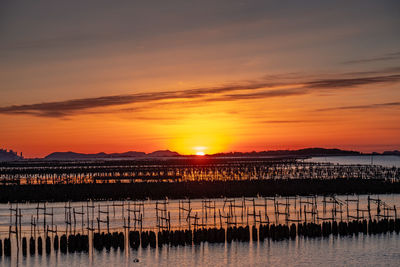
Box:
[316,102,400,112]
[1,71,400,118]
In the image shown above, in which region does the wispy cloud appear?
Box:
[0,81,282,117]
[1,70,400,118]
[305,74,400,89]
[214,88,307,101]
[316,102,400,112]
[342,51,400,65]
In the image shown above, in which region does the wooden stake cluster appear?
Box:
[127,201,144,232]
[202,199,217,227]
[156,199,170,231]
[45,207,57,235]
[64,202,72,234]
[8,204,22,250]
[97,203,110,233]
[299,196,318,223]
[3,195,399,243]
[179,199,192,228]
[86,200,95,232]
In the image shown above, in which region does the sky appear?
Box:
[0,0,400,157]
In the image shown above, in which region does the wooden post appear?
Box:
[122,200,125,220]
[213,201,217,226]
[140,213,143,233]
[128,202,131,231]
[37,203,39,234]
[43,203,46,233]
[107,206,110,233]
[15,206,19,250]
[168,211,171,231]
[73,208,76,234]
[201,201,204,227]
[19,208,22,243]
[156,201,159,230]
[218,209,223,228]
[69,205,72,234]
[264,198,268,221]
[300,200,302,220]
[252,199,256,224]
[242,197,245,223]
[356,198,359,220]
[178,200,181,225]
[98,204,100,233]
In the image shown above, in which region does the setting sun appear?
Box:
[194,146,206,156]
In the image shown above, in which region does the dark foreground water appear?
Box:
[1,233,399,267]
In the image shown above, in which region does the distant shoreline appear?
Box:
[2,147,399,162]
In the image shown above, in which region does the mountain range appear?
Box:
[40,148,399,160]
[44,150,180,160]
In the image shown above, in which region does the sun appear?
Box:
[194,146,206,156]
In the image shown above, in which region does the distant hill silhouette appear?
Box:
[383,150,400,155]
[210,148,361,157]
[44,150,177,160]
[42,147,364,160]
[0,149,23,161]
[147,150,180,157]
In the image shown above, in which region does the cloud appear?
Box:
[316,102,400,112]
[1,70,400,118]
[211,88,307,101]
[341,66,400,77]
[0,81,282,117]
[342,51,400,65]
[305,74,400,89]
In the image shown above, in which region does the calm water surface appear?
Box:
[1,234,399,267]
[0,194,399,267]
[306,155,400,168]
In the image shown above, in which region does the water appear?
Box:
[1,155,400,266]
[1,195,398,236]
[0,194,399,266]
[1,234,399,266]
[305,155,400,168]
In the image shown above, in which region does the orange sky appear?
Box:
[1,1,400,157]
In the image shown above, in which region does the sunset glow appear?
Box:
[2,2,400,267]
[0,1,399,157]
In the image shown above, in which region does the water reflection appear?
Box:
[1,233,399,266]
